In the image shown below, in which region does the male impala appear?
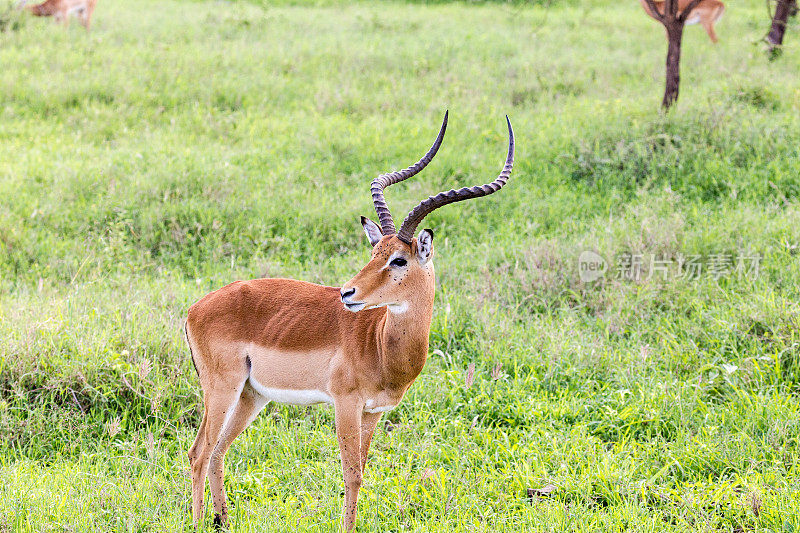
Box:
[639,0,725,42]
[185,112,514,530]
[19,0,97,30]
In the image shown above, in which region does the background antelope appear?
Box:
[19,0,97,30]
[185,112,514,530]
[640,0,725,42]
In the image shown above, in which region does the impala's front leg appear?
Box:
[334,397,363,531]
[360,411,382,475]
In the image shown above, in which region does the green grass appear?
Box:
[1,0,800,530]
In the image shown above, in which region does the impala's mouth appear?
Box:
[340,286,364,312]
[344,301,366,312]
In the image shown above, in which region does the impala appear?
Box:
[185,112,514,530]
[19,0,97,30]
[640,0,726,42]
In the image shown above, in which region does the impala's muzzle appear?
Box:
[340,287,365,312]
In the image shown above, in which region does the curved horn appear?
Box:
[396,116,514,244]
[371,111,448,235]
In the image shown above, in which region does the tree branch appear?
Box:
[677,0,706,23]
[665,0,677,20]
[643,0,666,23]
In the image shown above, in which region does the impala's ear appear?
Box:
[361,216,383,246]
[416,228,434,264]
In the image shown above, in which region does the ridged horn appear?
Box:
[396,116,514,244]
[370,111,448,235]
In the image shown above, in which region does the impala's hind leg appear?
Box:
[703,20,719,43]
[78,1,94,31]
[78,8,89,29]
[705,4,725,43]
[207,382,268,528]
[188,403,208,467]
[191,380,247,528]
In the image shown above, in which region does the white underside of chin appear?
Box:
[387,302,409,314]
[362,301,409,314]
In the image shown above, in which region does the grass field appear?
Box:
[2,0,800,530]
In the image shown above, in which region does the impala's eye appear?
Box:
[390,257,407,268]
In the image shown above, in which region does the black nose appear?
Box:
[340,287,355,300]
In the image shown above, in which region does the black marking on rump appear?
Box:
[185,321,199,377]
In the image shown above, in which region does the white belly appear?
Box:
[248,375,333,406]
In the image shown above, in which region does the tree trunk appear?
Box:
[662,21,684,109]
[767,0,793,51]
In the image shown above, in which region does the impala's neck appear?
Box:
[375,265,435,388]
